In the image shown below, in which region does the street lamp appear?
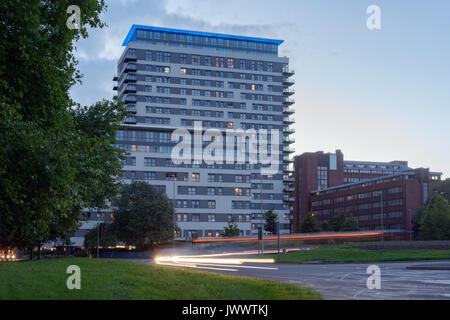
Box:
[374,191,384,242]
[260,169,264,256]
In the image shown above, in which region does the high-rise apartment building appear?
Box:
[112,25,295,238]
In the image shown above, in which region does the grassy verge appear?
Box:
[0,258,321,300]
[272,244,450,263]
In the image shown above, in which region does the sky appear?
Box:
[69,0,450,178]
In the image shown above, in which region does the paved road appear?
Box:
[127,255,450,300]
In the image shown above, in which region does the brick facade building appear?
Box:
[291,150,442,233]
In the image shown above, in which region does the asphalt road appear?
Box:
[126,253,450,300]
[209,260,450,300]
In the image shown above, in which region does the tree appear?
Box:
[222,217,240,237]
[300,212,320,233]
[113,182,175,250]
[433,178,450,202]
[419,194,450,240]
[0,1,128,256]
[84,223,117,250]
[328,213,360,232]
[341,215,360,231]
[321,221,330,232]
[264,209,278,234]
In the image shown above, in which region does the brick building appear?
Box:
[291,150,442,233]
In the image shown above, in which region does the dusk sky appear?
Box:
[70,0,450,178]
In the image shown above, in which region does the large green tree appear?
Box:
[113,182,175,250]
[264,209,278,234]
[419,194,450,240]
[0,1,126,255]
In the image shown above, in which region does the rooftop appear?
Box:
[122,24,284,47]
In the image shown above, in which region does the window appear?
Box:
[144,157,156,167]
[208,200,216,209]
[164,66,170,73]
[208,214,216,222]
[192,55,200,65]
[192,214,200,222]
[192,200,200,208]
[192,173,200,182]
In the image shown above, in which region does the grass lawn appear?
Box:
[273,244,450,263]
[0,258,321,300]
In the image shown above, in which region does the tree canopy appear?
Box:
[264,209,278,234]
[222,217,240,237]
[113,182,175,250]
[419,194,450,240]
[300,212,320,233]
[0,1,126,253]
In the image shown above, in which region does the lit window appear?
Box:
[180,68,187,74]
[164,66,170,73]
[192,173,200,182]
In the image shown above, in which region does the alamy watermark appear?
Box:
[170,121,281,175]
[367,5,381,30]
[66,5,81,30]
[66,265,81,290]
[366,265,381,289]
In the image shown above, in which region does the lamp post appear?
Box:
[170,173,177,251]
[260,169,264,256]
[408,209,412,241]
[374,191,384,242]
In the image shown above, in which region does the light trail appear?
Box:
[154,250,283,272]
[191,232,383,243]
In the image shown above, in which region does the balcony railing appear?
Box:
[282,127,295,134]
[125,63,137,71]
[124,74,137,83]
[282,106,295,114]
[282,88,295,96]
[283,97,295,105]
[283,116,295,124]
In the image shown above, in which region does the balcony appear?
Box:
[127,105,137,114]
[113,75,118,81]
[283,195,295,202]
[283,155,294,163]
[283,175,295,182]
[283,185,295,192]
[124,84,137,93]
[283,97,295,106]
[283,116,295,124]
[283,136,295,144]
[125,63,137,72]
[124,116,137,124]
[113,85,118,91]
[124,74,137,83]
[125,95,137,103]
[282,77,295,86]
[282,68,295,76]
[282,88,295,96]
[283,146,295,154]
[283,165,294,173]
[124,53,137,62]
[282,106,295,115]
[282,126,295,134]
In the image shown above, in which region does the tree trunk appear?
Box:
[37,245,41,260]
[29,247,33,260]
